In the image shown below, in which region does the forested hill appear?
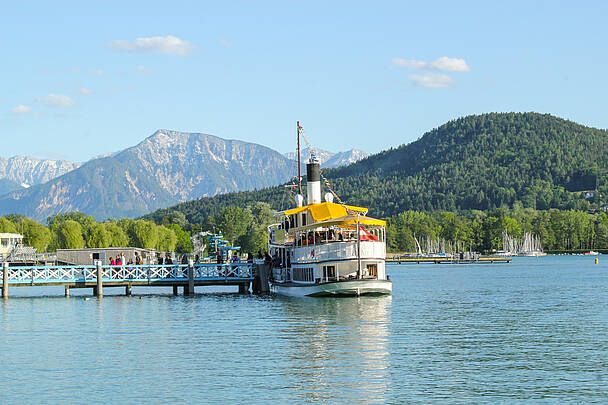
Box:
[144,113,608,224]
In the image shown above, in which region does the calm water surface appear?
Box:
[1,256,606,404]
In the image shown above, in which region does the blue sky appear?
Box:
[2,1,607,162]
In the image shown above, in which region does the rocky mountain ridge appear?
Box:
[284,147,368,168]
[0,156,81,195]
[0,130,295,221]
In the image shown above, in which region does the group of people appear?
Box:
[216,252,253,264]
[108,251,143,266]
[156,252,175,265]
[107,251,254,266]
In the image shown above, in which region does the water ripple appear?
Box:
[0,256,606,403]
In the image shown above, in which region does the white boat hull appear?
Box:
[518,251,547,257]
[270,279,392,297]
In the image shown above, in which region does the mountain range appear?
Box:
[0,156,81,195]
[0,130,367,222]
[284,148,368,168]
[143,113,608,224]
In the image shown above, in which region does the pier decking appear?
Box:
[1,262,254,298]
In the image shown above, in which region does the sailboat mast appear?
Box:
[297,121,302,195]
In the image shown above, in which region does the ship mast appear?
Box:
[297,121,302,196]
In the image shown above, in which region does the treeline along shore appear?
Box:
[384,206,608,253]
[4,204,607,256]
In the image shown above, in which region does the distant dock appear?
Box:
[386,256,512,264]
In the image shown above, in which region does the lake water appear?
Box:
[1,256,606,404]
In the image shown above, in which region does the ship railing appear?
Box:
[293,241,385,261]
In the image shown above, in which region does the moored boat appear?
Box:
[267,122,391,297]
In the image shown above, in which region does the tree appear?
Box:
[167,224,193,253]
[156,225,177,252]
[248,202,274,229]
[216,206,252,242]
[117,218,137,246]
[238,226,267,255]
[132,220,158,249]
[104,221,129,247]
[48,212,95,233]
[21,218,51,252]
[86,222,111,248]
[160,211,188,229]
[0,217,17,233]
[56,220,85,249]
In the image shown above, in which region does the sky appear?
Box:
[2,1,607,162]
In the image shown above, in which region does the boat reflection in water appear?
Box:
[279,295,392,402]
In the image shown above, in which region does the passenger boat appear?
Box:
[267,123,392,297]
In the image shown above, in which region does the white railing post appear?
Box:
[2,262,8,299]
[95,261,103,297]
[186,259,194,295]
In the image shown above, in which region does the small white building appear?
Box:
[0,233,23,258]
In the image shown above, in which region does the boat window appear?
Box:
[293,267,314,282]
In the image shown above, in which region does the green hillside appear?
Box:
[144,112,608,224]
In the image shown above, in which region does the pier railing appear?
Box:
[2,263,253,285]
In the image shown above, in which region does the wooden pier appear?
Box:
[1,261,255,298]
[386,256,512,264]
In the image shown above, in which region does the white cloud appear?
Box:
[10,104,31,114]
[135,65,155,74]
[108,35,197,56]
[428,57,470,72]
[392,58,427,69]
[80,87,93,95]
[394,56,471,72]
[409,74,455,89]
[92,69,104,76]
[218,39,233,48]
[36,94,77,107]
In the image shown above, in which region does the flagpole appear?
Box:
[357,213,361,279]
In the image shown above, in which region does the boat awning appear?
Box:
[291,215,386,230]
[283,202,368,221]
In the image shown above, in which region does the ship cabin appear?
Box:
[268,201,387,284]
